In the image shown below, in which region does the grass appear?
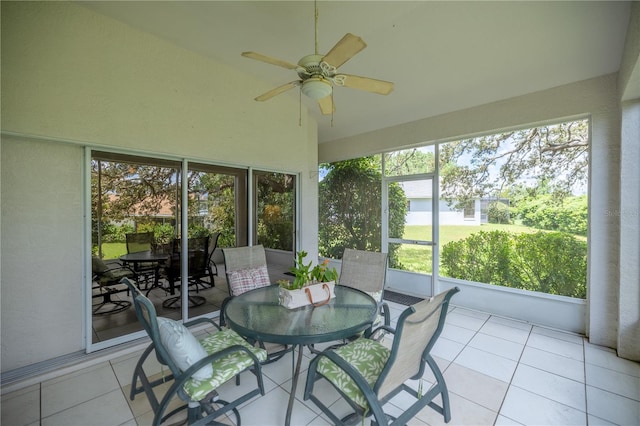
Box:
[99,243,127,259]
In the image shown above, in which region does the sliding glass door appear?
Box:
[90,152,248,345]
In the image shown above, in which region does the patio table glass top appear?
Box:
[224,284,378,345]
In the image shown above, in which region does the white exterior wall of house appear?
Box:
[405,198,481,226]
[0,2,319,372]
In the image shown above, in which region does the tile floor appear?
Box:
[2,302,639,426]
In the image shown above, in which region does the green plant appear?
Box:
[282,251,338,290]
[311,258,338,283]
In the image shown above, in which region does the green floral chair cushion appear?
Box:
[182,328,268,401]
[317,338,390,409]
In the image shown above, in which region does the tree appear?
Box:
[256,172,295,251]
[318,158,407,267]
[440,120,588,210]
[383,149,435,176]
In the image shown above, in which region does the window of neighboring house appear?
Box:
[463,202,475,219]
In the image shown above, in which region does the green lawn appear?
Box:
[99,243,127,259]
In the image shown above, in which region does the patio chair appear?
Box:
[121,278,266,426]
[163,236,210,308]
[125,231,157,288]
[207,231,221,278]
[304,287,460,426]
[221,245,291,362]
[91,256,135,315]
[339,248,390,336]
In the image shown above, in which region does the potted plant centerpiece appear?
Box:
[278,251,338,309]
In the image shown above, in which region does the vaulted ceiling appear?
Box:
[79,1,631,143]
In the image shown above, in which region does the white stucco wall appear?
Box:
[1,1,319,371]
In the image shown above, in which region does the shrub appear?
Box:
[512,232,587,298]
[514,195,587,236]
[441,230,586,298]
[441,231,514,287]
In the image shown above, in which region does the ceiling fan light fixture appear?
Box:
[301,77,332,100]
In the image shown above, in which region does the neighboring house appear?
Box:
[399,181,509,226]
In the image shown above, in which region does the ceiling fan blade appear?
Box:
[322,33,367,68]
[241,51,299,70]
[338,74,394,95]
[318,95,335,115]
[255,81,300,101]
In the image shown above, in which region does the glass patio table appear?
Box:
[224,284,378,426]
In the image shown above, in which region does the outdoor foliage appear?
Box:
[319,157,407,267]
[441,230,586,298]
[440,120,588,210]
[515,194,587,236]
[256,172,295,251]
[488,201,511,224]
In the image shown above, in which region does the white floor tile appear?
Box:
[41,389,133,426]
[586,363,640,401]
[501,386,586,425]
[586,385,640,426]
[41,362,121,418]
[480,321,531,345]
[449,307,491,321]
[587,414,618,425]
[486,315,533,332]
[494,414,524,425]
[468,332,525,361]
[239,386,318,426]
[431,336,465,362]
[445,311,487,331]
[0,384,41,426]
[526,332,584,361]
[443,362,509,412]
[532,325,584,344]
[585,342,640,378]
[441,323,476,345]
[454,346,517,383]
[511,364,586,411]
[414,392,498,426]
[519,346,585,382]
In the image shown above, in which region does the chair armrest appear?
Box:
[365,324,395,340]
[183,317,222,332]
[380,302,391,327]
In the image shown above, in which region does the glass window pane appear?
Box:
[318,157,383,259]
[91,154,181,342]
[255,171,295,252]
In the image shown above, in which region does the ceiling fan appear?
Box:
[241,2,394,115]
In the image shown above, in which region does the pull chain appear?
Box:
[314,0,319,55]
[299,87,302,127]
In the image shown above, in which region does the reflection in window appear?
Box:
[255,171,295,252]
